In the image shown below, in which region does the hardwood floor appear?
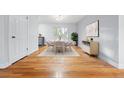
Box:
[0,46,124,78]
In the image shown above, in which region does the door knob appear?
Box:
[12,36,16,38]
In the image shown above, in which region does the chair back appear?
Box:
[54,41,65,47]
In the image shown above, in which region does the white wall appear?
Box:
[38,23,77,42]
[77,15,119,68]
[119,16,124,68]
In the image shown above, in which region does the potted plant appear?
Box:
[71,32,78,46]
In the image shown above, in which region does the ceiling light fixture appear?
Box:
[55,15,64,21]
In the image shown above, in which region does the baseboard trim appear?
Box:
[118,64,124,69]
[0,48,38,69]
[0,62,12,69]
[99,55,118,68]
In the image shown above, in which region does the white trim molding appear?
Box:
[0,62,11,69]
[99,55,118,68]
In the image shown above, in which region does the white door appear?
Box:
[18,16,28,59]
[9,16,18,63]
[28,16,38,55]
[9,16,28,64]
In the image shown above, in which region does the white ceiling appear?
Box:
[38,15,85,24]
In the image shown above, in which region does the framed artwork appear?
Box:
[86,20,99,37]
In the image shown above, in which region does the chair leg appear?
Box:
[56,48,57,54]
[65,47,67,52]
[69,46,71,51]
[63,47,65,53]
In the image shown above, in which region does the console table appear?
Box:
[82,41,99,56]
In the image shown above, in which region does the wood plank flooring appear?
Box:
[0,46,124,78]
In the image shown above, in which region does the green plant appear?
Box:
[71,32,78,46]
[71,32,78,41]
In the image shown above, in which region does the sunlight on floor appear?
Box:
[54,72,63,78]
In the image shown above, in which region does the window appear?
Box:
[55,27,69,41]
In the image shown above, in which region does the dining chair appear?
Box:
[65,42,72,51]
[54,41,65,53]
